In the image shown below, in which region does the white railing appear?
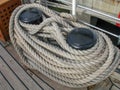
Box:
[56,0,120,44]
[28,0,120,44]
[57,0,120,24]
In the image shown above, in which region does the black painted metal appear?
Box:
[67,28,97,50]
[19,8,43,24]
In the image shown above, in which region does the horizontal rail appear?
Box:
[57,0,120,23]
[78,20,119,38]
[56,0,120,45]
[34,0,120,44]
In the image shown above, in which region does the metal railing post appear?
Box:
[72,0,76,16]
[57,0,120,23]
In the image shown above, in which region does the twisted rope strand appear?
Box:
[9,4,120,88]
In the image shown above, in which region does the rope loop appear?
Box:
[9,3,120,88]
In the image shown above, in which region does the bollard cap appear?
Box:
[67,28,97,50]
[19,8,43,24]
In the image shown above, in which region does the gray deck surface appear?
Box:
[0,43,87,90]
[0,43,119,90]
[0,44,54,90]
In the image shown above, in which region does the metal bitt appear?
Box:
[67,28,97,50]
[56,0,120,45]
[19,8,43,24]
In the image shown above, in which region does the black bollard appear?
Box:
[67,28,97,50]
[19,8,43,24]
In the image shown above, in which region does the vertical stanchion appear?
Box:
[72,0,76,16]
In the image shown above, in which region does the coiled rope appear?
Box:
[9,4,120,88]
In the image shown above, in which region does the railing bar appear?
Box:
[57,0,120,23]
[78,20,119,38]
[72,0,76,16]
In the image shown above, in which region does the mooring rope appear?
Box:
[9,3,120,88]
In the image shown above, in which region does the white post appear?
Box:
[72,0,77,16]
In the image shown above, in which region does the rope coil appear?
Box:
[9,4,120,88]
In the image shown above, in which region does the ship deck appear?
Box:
[0,42,119,90]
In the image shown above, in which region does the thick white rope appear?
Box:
[9,3,120,88]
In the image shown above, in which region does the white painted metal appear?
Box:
[72,0,76,16]
[57,0,120,24]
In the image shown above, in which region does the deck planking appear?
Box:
[1,42,119,90]
[0,43,54,90]
[0,72,13,90]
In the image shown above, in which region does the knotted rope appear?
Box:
[9,4,120,88]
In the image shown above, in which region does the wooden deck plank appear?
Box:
[0,42,120,90]
[0,72,13,90]
[0,57,27,90]
[27,70,54,90]
[4,44,88,90]
[0,44,43,90]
